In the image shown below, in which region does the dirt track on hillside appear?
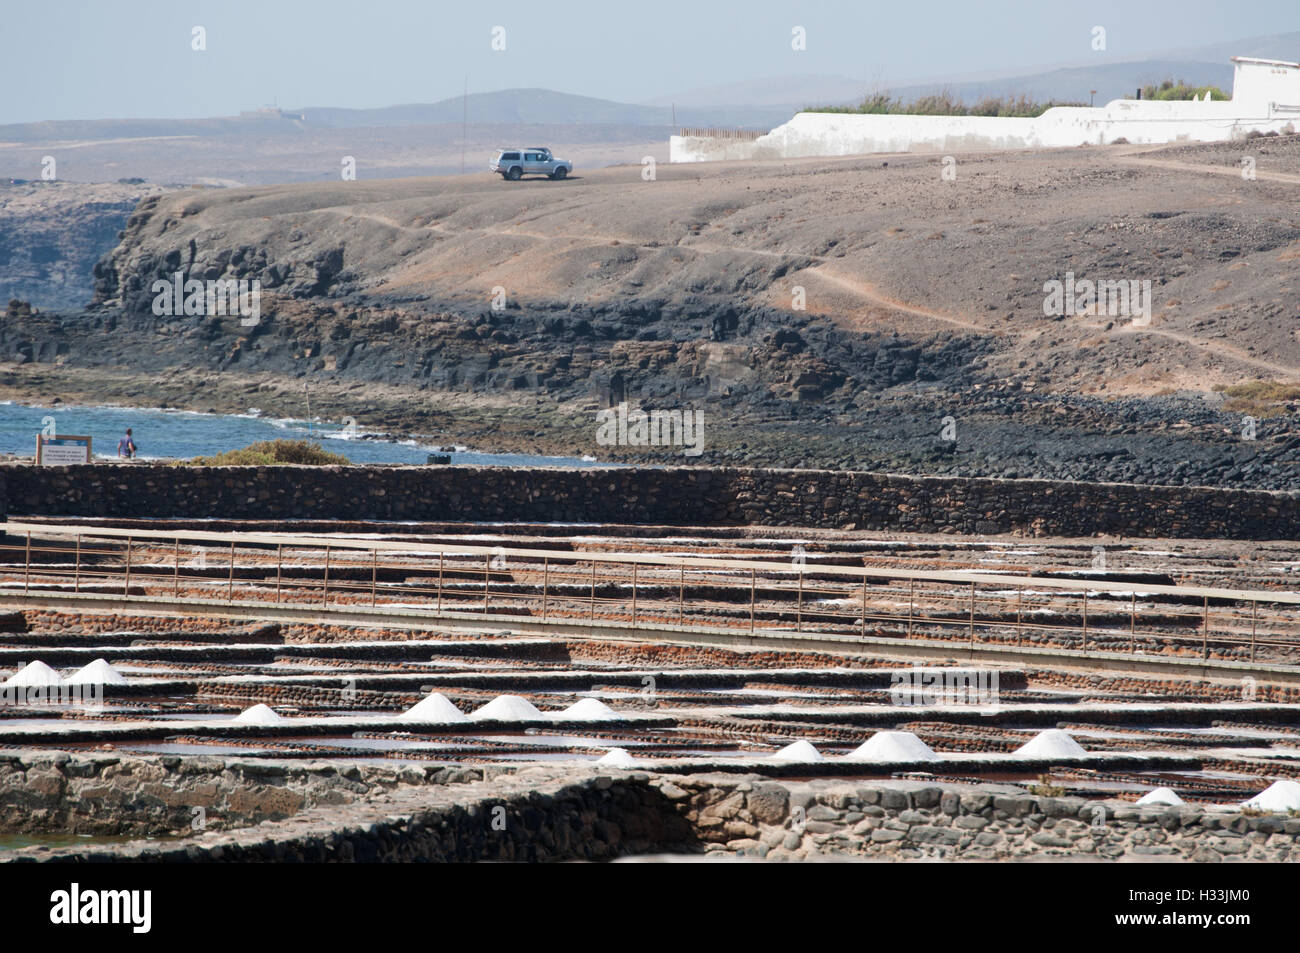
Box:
[4,136,1300,486]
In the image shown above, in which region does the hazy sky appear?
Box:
[4,0,1298,123]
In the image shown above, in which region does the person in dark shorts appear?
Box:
[117,428,136,459]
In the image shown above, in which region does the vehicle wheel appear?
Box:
[553,166,568,180]
[506,167,522,181]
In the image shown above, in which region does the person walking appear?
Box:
[117,428,136,459]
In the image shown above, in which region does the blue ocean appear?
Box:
[0,402,604,467]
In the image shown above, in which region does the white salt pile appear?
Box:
[233,703,286,726]
[1136,787,1185,807]
[470,694,548,722]
[843,730,940,762]
[769,740,824,762]
[557,698,625,722]
[1014,729,1088,759]
[2,660,63,688]
[397,692,469,724]
[65,659,127,686]
[595,748,638,768]
[1241,779,1300,812]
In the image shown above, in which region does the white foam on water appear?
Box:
[1136,787,1185,806]
[1241,779,1300,812]
[843,730,940,762]
[397,692,469,724]
[233,703,286,726]
[557,698,625,722]
[595,748,638,767]
[2,660,64,688]
[470,694,548,722]
[65,658,127,686]
[769,740,824,762]
[1014,729,1089,759]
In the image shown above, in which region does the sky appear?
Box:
[3,0,1298,124]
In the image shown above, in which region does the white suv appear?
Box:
[489,147,573,181]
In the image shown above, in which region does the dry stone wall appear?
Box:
[6,758,1295,863]
[2,464,1297,539]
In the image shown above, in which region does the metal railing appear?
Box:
[676,127,770,140]
[1,521,1299,664]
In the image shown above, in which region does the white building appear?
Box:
[670,56,1300,163]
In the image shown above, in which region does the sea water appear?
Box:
[0,402,604,466]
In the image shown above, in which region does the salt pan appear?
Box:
[769,740,824,762]
[470,694,548,722]
[1241,779,1300,812]
[2,660,63,688]
[398,692,469,724]
[1014,729,1088,759]
[843,730,940,762]
[557,698,625,721]
[1136,787,1185,806]
[233,703,286,726]
[65,659,127,686]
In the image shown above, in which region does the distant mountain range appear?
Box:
[1,31,1294,146]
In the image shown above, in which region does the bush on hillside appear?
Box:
[175,439,352,466]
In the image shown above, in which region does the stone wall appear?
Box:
[3,463,1298,539]
[5,757,1297,863]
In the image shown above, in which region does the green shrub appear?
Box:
[175,439,352,466]
[1139,79,1228,101]
[808,89,1085,118]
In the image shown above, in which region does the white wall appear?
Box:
[671,56,1300,163]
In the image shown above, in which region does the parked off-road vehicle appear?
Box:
[489,147,573,180]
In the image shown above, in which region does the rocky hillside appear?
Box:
[0,181,166,310]
[5,139,1300,487]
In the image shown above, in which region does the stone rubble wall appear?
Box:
[3,464,1297,539]
[6,757,1296,863]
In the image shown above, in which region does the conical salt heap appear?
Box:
[558,698,625,722]
[470,694,548,722]
[1241,779,1300,812]
[65,658,127,686]
[595,748,638,768]
[233,703,286,726]
[1136,787,1185,807]
[769,740,824,762]
[844,730,940,762]
[398,692,469,724]
[1014,729,1088,759]
[2,660,63,688]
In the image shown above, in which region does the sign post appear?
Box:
[36,434,92,465]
